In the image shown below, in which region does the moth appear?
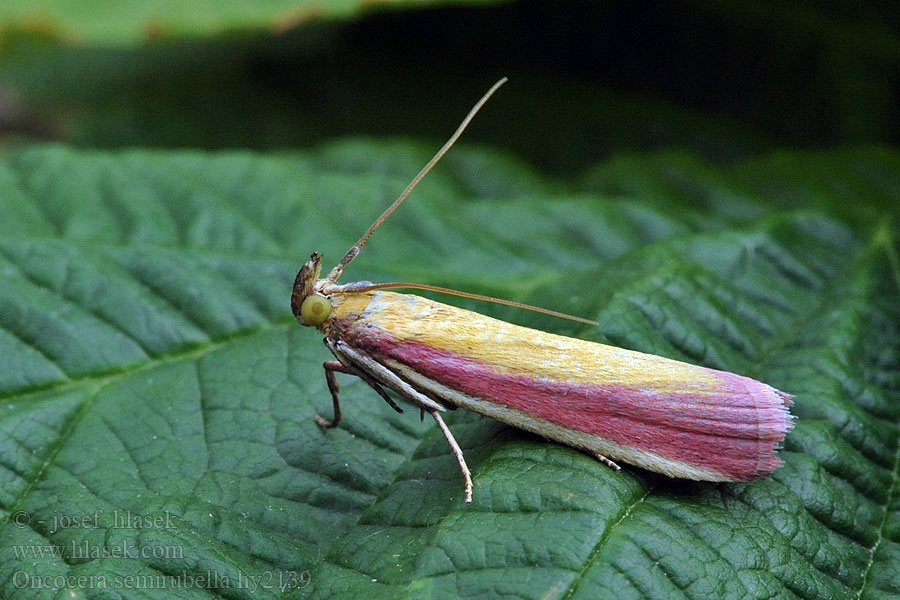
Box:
[291,78,793,503]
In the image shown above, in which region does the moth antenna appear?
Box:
[354,281,600,327]
[325,77,508,283]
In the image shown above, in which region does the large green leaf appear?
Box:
[0,142,898,599]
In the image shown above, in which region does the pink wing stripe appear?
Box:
[346,324,792,481]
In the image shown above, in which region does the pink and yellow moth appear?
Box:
[291,78,793,503]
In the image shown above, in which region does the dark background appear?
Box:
[2,0,898,176]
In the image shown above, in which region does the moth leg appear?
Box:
[315,361,349,429]
[316,360,401,429]
[353,368,404,414]
[325,340,474,500]
[325,339,445,414]
[431,411,474,504]
[591,451,622,472]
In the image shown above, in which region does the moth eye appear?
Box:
[299,294,333,326]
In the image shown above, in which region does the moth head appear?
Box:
[291,253,333,327]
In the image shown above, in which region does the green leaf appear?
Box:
[0,0,496,44]
[0,142,898,600]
